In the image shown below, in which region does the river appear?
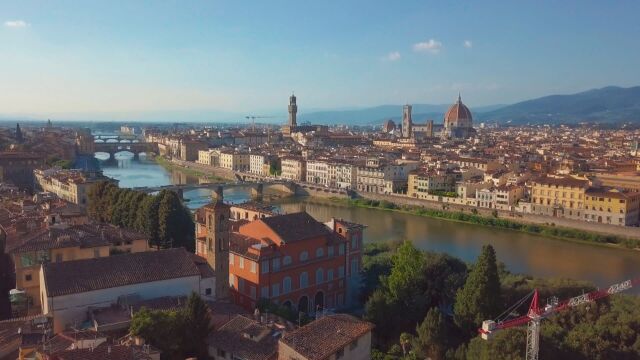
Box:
[99,154,640,292]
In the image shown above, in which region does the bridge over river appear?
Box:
[131,180,295,199]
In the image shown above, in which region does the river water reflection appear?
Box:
[99,155,640,292]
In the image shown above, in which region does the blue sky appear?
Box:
[1,0,639,120]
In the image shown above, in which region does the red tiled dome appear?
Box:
[444,95,472,128]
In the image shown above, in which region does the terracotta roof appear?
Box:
[444,96,473,127]
[533,176,589,188]
[207,315,280,360]
[43,248,201,297]
[279,314,374,360]
[47,343,154,360]
[7,223,147,254]
[259,212,330,243]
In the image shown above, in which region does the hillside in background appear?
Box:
[297,86,640,126]
[478,86,640,124]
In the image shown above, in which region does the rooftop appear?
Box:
[43,248,201,297]
[279,314,374,360]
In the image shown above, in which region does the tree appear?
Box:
[142,195,161,249]
[454,244,501,336]
[158,190,182,249]
[182,293,213,358]
[130,307,184,358]
[130,293,212,359]
[414,308,449,360]
[386,241,426,301]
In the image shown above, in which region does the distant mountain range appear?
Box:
[2,86,639,126]
[297,86,640,125]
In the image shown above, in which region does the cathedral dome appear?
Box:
[444,95,472,128]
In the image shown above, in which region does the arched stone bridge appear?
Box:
[94,142,159,160]
[132,180,296,199]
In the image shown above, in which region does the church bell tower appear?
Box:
[205,186,230,299]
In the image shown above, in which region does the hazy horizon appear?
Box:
[2,1,640,121]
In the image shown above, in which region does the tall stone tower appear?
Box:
[288,93,298,127]
[401,104,413,138]
[204,186,230,299]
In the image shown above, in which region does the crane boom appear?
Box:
[479,277,640,360]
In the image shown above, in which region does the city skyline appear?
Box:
[1,0,640,121]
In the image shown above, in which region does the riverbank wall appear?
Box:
[160,157,639,241]
[350,191,640,241]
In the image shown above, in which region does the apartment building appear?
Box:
[583,187,640,226]
[407,169,460,199]
[356,158,419,194]
[329,162,357,189]
[306,159,330,186]
[249,154,273,176]
[280,157,306,181]
[530,176,590,220]
[220,151,250,172]
[34,169,114,207]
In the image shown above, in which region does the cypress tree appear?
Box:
[182,292,213,358]
[414,307,449,360]
[454,244,501,336]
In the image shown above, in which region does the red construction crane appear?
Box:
[479,277,640,360]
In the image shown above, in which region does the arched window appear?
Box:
[315,248,324,258]
[300,272,308,288]
[283,277,292,294]
[316,268,324,284]
[299,251,309,262]
[283,256,292,266]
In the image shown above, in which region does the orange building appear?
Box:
[196,201,364,313]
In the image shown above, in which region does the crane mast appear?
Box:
[480,277,639,360]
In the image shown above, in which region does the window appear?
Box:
[338,244,345,255]
[261,261,269,274]
[351,234,359,250]
[283,256,292,266]
[250,286,256,299]
[350,259,359,276]
[25,274,32,282]
[316,248,324,258]
[261,286,269,299]
[272,257,281,271]
[272,283,280,297]
[328,246,334,257]
[239,257,245,269]
[94,248,101,258]
[250,261,257,273]
[205,288,212,296]
[300,272,309,288]
[283,277,292,293]
[327,269,334,281]
[316,268,324,284]
[230,254,234,265]
[239,278,245,292]
[338,266,345,278]
[299,251,309,262]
